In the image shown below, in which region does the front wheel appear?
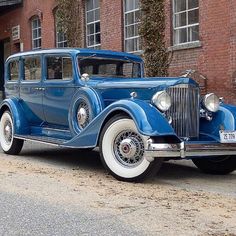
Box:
[99,115,163,182]
[0,111,24,155]
[192,156,236,175]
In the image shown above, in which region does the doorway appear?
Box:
[0,38,10,100]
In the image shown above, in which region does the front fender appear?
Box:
[200,104,236,141]
[65,99,179,148]
[0,98,29,135]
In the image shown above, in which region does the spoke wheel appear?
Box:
[0,111,23,155]
[99,115,163,182]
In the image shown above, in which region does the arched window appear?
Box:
[31,17,41,50]
[55,10,68,48]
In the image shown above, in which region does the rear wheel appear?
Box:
[99,115,163,182]
[192,156,236,175]
[0,111,24,155]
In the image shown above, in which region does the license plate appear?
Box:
[219,130,236,143]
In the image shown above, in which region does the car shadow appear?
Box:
[18,143,236,182]
[20,144,104,172]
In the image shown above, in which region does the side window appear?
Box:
[23,56,41,81]
[46,56,73,80]
[8,60,19,81]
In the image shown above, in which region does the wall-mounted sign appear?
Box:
[12,25,20,41]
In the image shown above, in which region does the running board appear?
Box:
[14,135,66,146]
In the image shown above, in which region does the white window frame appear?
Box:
[172,0,199,46]
[123,0,141,53]
[31,17,41,50]
[85,0,101,49]
[56,31,68,48]
[55,11,68,48]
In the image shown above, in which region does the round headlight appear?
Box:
[203,93,220,112]
[152,91,171,112]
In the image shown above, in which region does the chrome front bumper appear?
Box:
[145,139,236,161]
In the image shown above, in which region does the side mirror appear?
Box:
[81,73,90,82]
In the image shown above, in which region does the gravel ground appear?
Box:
[0,142,235,236]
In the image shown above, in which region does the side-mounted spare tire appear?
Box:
[99,114,163,182]
[69,88,103,135]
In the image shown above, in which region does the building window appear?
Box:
[124,0,141,53]
[173,0,199,45]
[86,0,101,49]
[31,17,41,50]
[55,10,68,48]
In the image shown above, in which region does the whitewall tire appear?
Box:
[0,111,23,155]
[99,115,163,182]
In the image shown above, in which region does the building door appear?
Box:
[0,39,10,100]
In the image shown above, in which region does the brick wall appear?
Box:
[100,0,123,51]
[165,0,235,104]
[229,0,236,104]
[0,0,56,53]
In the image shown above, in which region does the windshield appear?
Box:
[78,57,141,78]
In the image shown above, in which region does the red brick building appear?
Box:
[0,0,235,103]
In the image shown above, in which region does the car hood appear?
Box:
[88,77,198,106]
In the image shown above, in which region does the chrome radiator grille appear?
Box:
[166,84,200,138]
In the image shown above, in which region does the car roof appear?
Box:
[6,48,143,62]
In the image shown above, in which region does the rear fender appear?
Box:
[0,98,30,135]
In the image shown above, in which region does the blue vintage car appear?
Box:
[0,48,235,181]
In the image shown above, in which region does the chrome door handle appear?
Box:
[35,87,45,91]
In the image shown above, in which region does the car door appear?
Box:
[19,55,44,125]
[42,54,75,128]
[5,58,20,98]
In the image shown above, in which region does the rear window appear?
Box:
[8,60,19,81]
[78,58,141,78]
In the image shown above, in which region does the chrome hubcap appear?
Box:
[119,138,137,158]
[77,107,87,126]
[114,130,144,167]
[77,101,90,129]
[4,121,12,144]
